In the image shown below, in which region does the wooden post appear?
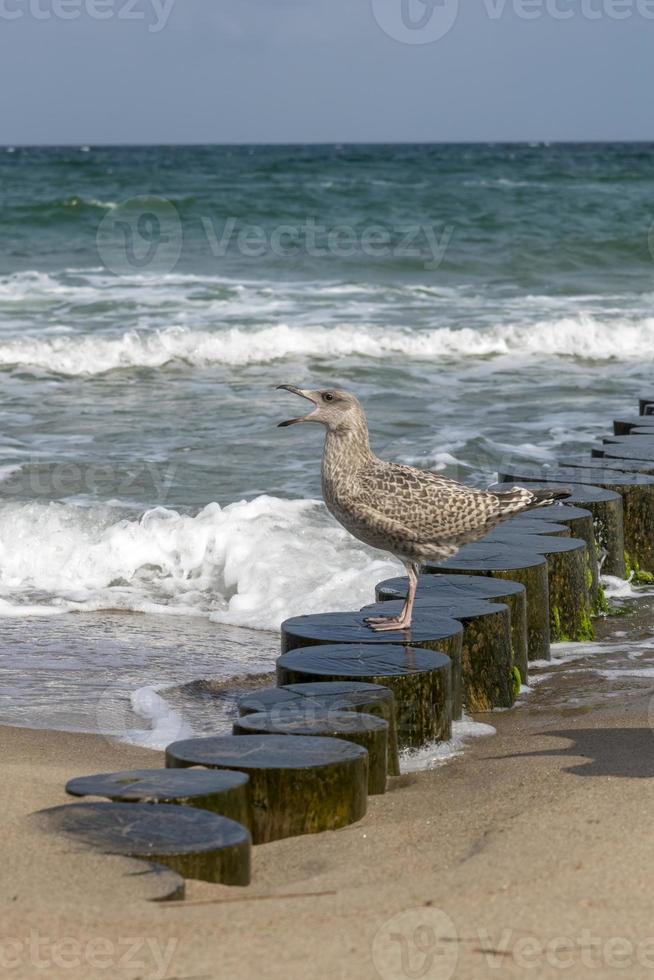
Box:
[511,467,654,573]
[166,734,368,844]
[280,609,464,721]
[426,543,551,663]
[234,710,389,795]
[35,802,251,885]
[486,532,593,641]
[613,418,654,435]
[494,519,571,537]
[563,455,654,475]
[238,681,400,777]
[65,769,251,827]
[509,504,601,612]
[362,597,514,711]
[375,572,528,685]
[496,475,625,578]
[275,644,453,750]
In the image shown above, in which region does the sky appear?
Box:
[0,0,652,144]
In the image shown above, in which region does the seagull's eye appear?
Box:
[322,392,335,403]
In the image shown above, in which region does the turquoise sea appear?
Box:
[1,142,654,739]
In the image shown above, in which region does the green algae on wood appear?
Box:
[280,609,463,721]
[426,543,551,664]
[362,597,514,713]
[35,801,251,885]
[501,466,654,574]
[509,503,601,613]
[275,644,452,751]
[624,551,654,585]
[166,734,368,844]
[234,709,389,795]
[496,476,625,578]
[374,573,529,686]
[511,666,522,697]
[487,532,594,643]
[238,681,400,778]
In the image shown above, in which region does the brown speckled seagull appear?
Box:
[277,386,570,632]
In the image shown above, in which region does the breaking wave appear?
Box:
[0,315,653,375]
[0,496,400,627]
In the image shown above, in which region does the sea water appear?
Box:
[1,142,654,743]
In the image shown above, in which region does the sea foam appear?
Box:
[0,315,652,375]
[0,496,400,626]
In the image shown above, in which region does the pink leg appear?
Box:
[365,562,419,632]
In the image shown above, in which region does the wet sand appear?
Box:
[3,597,654,980]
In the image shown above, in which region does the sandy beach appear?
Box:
[3,3,654,976]
[4,598,654,980]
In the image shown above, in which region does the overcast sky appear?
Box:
[1,0,652,144]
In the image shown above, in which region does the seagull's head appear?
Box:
[276,385,364,433]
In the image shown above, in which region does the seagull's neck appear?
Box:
[322,414,374,484]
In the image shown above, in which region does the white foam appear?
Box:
[0,464,22,482]
[126,685,193,749]
[602,574,654,599]
[0,596,65,617]
[596,668,654,680]
[0,496,400,627]
[400,716,496,772]
[0,312,653,375]
[402,448,471,471]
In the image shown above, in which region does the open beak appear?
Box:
[276,385,318,427]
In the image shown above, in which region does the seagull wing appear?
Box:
[356,462,504,540]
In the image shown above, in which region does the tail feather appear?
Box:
[493,484,572,517]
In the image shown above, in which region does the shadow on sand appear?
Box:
[493,727,654,778]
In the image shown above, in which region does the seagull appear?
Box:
[277,386,570,632]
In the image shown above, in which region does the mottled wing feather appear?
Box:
[356,462,503,538]
[341,497,462,562]
[493,486,544,515]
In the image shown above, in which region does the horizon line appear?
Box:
[2,139,654,149]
